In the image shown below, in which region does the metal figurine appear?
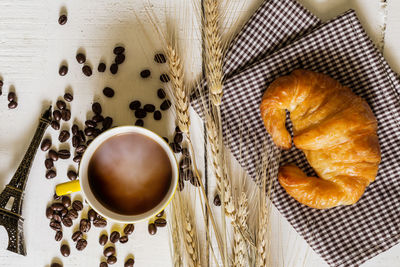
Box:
[0,106,52,255]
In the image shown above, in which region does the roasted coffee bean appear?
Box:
[62,196,71,208]
[88,209,97,221]
[110,231,120,243]
[72,231,83,242]
[104,246,115,257]
[58,14,67,25]
[46,169,57,179]
[7,92,16,102]
[129,100,141,110]
[162,137,168,143]
[61,207,68,217]
[72,200,83,211]
[87,139,93,145]
[178,177,184,191]
[72,135,80,148]
[93,114,104,123]
[45,158,54,169]
[160,99,171,110]
[174,133,183,144]
[98,63,106,72]
[82,65,92,77]
[92,102,102,114]
[80,219,91,233]
[84,127,95,136]
[67,209,78,220]
[213,194,221,206]
[140,69,151,78]
[189,170,199,187]
[53,110,62,121]
[76,145,86,154]
[98,234,108,246]
[182,147,189,157]
[76,53,86,64]
[134,119,144,127]
[54,192,61,200]
[175,126,181,133]
[154,53,166,63]
[59,130,70,142]
[61,109,71,121]
[160,73,170,83]
[134,109,146,119]
[123,224,134,236]
[102,117,113,130]
[153,110,162,120]
[148,223,157,235]
[115,53,125,64]
[85,120,97,128]
[144,104,155,113]
[71,124,79,135]
[51,263,62,267]
[170,142,182,153]
[154,218,167,227]
[113,46,125,55]
[50,220,61,231]
[8,101,17,109]
[46,207,54,219]
[107,256,117,265]
[58,149,71,159]
[60,244,70,257]
[64,93,73,102]
[62,217,73,227]
[76,239,87,251]
[66,170,77,181]
[125,258,134,267]
[55,231,63,242]
[56,100,66,110]
[119,235,128,243]
[59,65,68,76]
[110,63,118,74]
[73,154,82,163]
[103,87,115,98]
[156,210,164,218]
[179,157,191,170]
[51,121,60,130]
[181,168,189,181]
[100,262,108,267]
[41,139,52,151]
[157,88,166,99]
[53,214,62,223]
[78,130,86,143]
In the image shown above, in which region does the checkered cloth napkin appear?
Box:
[191,1,400,266]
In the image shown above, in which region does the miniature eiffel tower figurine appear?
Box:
[0,106,51,255]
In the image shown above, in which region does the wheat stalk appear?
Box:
[204,0,224,106]
[180,199,201,267]
[233,192,249,267]
[170,199,183,267]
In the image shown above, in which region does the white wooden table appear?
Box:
[0,0,399,266]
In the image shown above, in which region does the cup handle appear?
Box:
[55,180,81,196]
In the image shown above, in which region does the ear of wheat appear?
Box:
[233,192,249,267]
[170,199,183,267]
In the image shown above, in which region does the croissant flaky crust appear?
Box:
[260,69,381,209]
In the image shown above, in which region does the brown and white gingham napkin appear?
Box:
[191,1,400,266]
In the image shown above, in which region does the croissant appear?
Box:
[260,69,381,209]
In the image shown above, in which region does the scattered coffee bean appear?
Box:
[154,218,167,227]
[148,223,157,235]
[80,219,91,233]
[61,208,68,217]
[59,65,68,76]
[72,200,83,211]
[98,62,106,72]
[178,177,184,191]
[104,246,115,257]
[102,117,113,130]
[58,149,71,159]
[53,110,62,121]
[51,203,64,211]
[84,127,95,136]
[107,256,117,265]
[62,196,71,208]
[115,54,125,64]
[76,239,87,251]
[76,145,86,154]
[8,101,17,109]
[182,147,189,157]
[85,120,97,128]
[123,224,134,236]
[119,235,128,243]
[160,73,170,83]
[92,102,102,114]
[189,170,199,187]
[129,100,141,110]
[144,104,155,113]
[45,158,54,169]
[60,244,70,257]
[156,210,164,218]
[154,53,166,63]
[153,110,162,120]
[110,63,118,74]
[134,109,146,119]
[125,258,134,267]
[71,124,79,136]
[51,121,60,130]
[160,99,171,110]
[64,93,73,102]
[59,130,70,143]
[170,142,182,153]
[56,100,66,110]
[113,46,125,55]
[61,109,71,121]
[96,234,108,247]
[72,136,80,148]
[82,65,92,76]
[140,69,151,78]
[62,217,73,227]
[76,53,86,64]
[46,207,54,219]
[179,157,191,171]
[7,92,16,102]
[100,262,108,267]
[54,193,62,200]
[51,263,62,267]
[174,133,183,144]
[213,194,221,206]
[78,130,86,143]
[46,169,57,179]
[87,139,93,145]
[41,139,52,151]
[73,154,82,163]
[55,231,63,242]
[88,209,97,221]
[93,114,104,122]
[72,230,83,242]
[157,88,166,99]
[67,209,78,220]
[58,15,67,25]
[162,137,168,143]
[53,214,62,223]
[93,218,107,228]
[103,87,115,98]
[110,231,120,243]
[50,220,61,231]
[134,119,144,127]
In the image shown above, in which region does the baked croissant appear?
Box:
[260,69,381,209]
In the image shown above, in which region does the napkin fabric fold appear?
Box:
[191,0,400,266]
